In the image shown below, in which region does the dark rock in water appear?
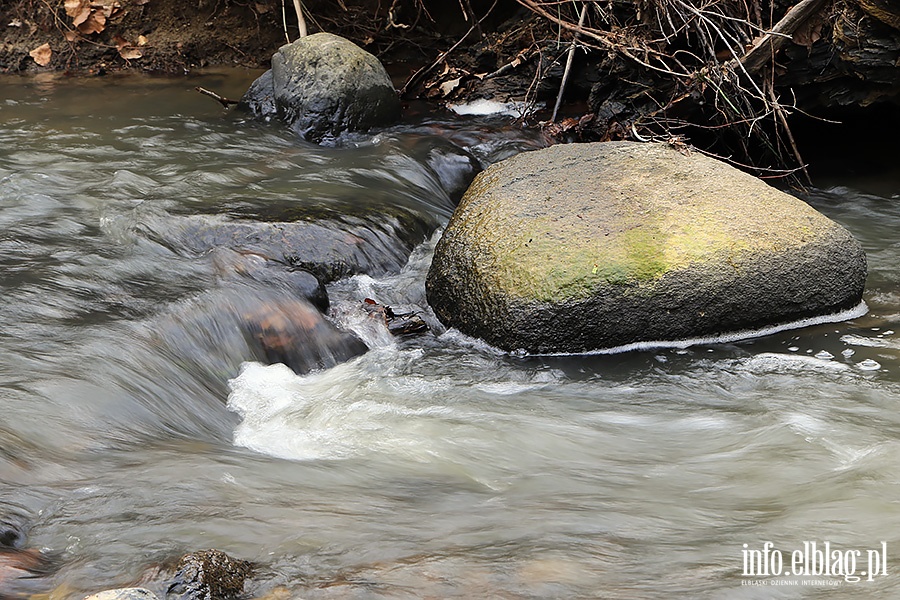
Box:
[239,69,276,120]
[239,33,401,143]
[243,297,368,373]
[0,519,23,549]
[423,144,482,204]
[166,549,252,600]
[154,288,367,377]
[212,249,329,312]
[427,141,867,353]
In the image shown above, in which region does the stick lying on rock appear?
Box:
[363,298,429,336]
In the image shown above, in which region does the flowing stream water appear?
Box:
[2,72,900,599]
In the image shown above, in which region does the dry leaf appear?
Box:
[439,77,462,97]
[793,14,825,50]
[64,30,80,42]
[254,2,270,14]
[29,42,52,66]
[64,0,89,18]
[8,19,23,27]
[113,34,143,59]
[72,6,92,27]
[76,10,106,34]
[101,3,123,19]
[137,34,148,46]
[118,47,143,60]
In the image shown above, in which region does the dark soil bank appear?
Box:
[0,0,522,75]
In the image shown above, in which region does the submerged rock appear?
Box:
[166,550,252,600]
[0,548,53,597]
[239,33,401,143]
[138,209,434,285]
[243,297,368,373]
[212,249,329,312]
[153,288,367,377]
[426,141,867,353]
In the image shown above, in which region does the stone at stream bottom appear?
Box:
[242,297,368,373]
[212,248,330,312]
[85,589,159,600]
[165,549,252,600]
[239,32,401,143]
[426,141,868,353]
[152,289,367,378]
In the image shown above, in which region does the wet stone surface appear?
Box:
[166,550,253,600]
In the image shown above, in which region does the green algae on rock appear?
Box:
[426,141,868,353]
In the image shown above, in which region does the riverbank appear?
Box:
[5,0,900,179]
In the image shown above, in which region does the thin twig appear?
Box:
[767,82,811,185]
[399,0,499,97]
[281,0,290,43]
[195,87,239,108]
[551,1,587,122]
[481,48,537,80]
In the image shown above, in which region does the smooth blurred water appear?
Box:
[1,72,900,599]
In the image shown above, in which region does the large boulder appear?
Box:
[426,141,867,353]
[239,33,400,142]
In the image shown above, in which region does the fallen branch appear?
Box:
[281,0,290,43]
[731,0,828,75]
[481,48,536,80]
[515,0,692,79]
[195,87,239,108]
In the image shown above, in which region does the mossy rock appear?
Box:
[239,33,400,143]
[426,141,867,353]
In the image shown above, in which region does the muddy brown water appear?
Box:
[2,71,900,599]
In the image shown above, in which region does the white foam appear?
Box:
[840,334,894,348]
[742,352,851,373]
[447,99,534,118]
[532,302,869,356]
[856,358,882,371]
[227,354,476,463]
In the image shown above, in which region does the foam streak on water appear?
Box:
[536,302,870,356]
